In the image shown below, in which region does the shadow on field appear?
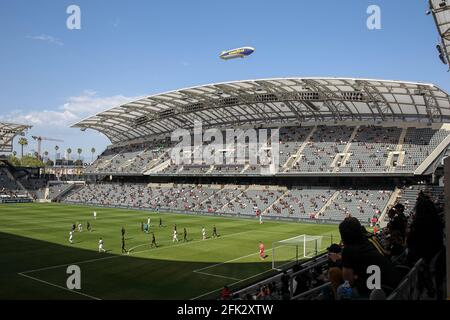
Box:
[0,231,289,300]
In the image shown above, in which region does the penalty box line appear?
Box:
[192,251,261,281]
[191,246,277,297]
[17,272,101,300]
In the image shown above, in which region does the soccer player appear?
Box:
[141,221,144,232]
[174,224,177,232]
[93,211,97,220]
[212,225,218,238]
[202,226,206,240]
[173,229,179,242]
[256,209,263,224]
[159,217,163,228]
[78,223,83,232]
[71,223,76,232]
[69,230,73,244]
[183,228,188,242]
[121,226,126,237]
[87,221,91,232]
[151,233,157,248]
[121,236,127,254]
[147,217,151,226]
[99,238,106,253]
[259,241,266,260]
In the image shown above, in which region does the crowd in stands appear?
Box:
[225,189,445,300]
[0,167,29,200]
[83,125,450,176]
[63,182,395,224]
[85,138,172,174]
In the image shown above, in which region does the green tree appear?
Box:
[7,154,21,166]
[18,137,28,158]
[77,148,82,160]
[19,155,45,167]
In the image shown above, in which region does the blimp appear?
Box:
[220,46,255,60]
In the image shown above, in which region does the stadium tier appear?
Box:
[80,123,450,176]
[62,182,395,224]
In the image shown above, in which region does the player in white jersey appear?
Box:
[173,229,179,242]
[202,227,206,240]
[147,217,151,226]
[69,231,73,244]
[98,238,106,253]
[93,211,97,220]
[78,223,83,232]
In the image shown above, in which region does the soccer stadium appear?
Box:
[1,0,450,306]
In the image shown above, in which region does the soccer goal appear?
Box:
[272,235,323,271]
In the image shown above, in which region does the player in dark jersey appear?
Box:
[183,228,188,242]
[87,221,91,232]
[121,226,126,237]
[159,217,163,227]
[212,225,219,238]
[151,232,157,248]
[121,236,127,254]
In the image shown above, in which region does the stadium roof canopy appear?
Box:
[73,78,450,144]
[430,0,450,67]
[0,122,32,152]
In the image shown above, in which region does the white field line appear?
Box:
[192,251,262,282]
[194,251,259,273]
[190,267,275,300]
[193,271,242,281]
[17,272,101,300]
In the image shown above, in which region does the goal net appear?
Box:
[272,235,323,271]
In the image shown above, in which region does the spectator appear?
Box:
[339,217,402,298]
[406,192,444,265]
[326,243,342,269]
[220,286,231,300]
[280,271,290,300]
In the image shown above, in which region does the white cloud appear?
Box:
[1,91,141,127]
[2,91,142,156]
[28,34,64,46]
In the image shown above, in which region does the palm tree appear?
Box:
[44,150,49,161]
[18,137,28,158]
[12,151,17,157]
[66,148,72,166]
[54,145,59,162]
[77,148,82,160]
[91,147,96,162]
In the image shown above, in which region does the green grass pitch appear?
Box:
[0,203,340,300]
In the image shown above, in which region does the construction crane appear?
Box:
[32,136,64,159]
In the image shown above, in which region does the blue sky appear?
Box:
[0,0,448,160]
